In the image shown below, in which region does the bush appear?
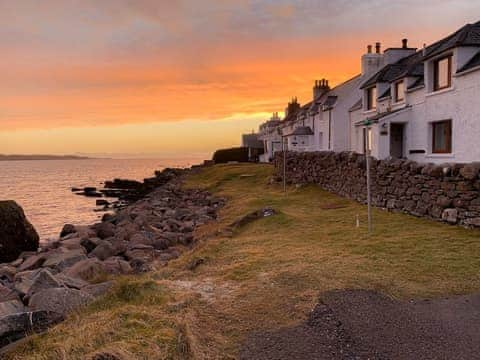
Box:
[213,147,249,164]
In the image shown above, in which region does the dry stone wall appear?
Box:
[274,151,480,227]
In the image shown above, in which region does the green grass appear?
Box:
[8,163,480,359]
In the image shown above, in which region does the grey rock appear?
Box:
[60,224,76,238]
[54,273,89,290]
[29,288,94,315]
[62,258,107,282]
[0,300,26,318]
[22,269,62,298]
[0,284,19,302]
[17,254,45,272]
[94,222,116,239]
[102,257,132,275]
[90,241,117,261]
[42,248,87,272]
[0,311,64,348]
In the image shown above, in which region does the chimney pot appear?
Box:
[375,42,381,54]
[367,45,372,54]
[402,38,408,48]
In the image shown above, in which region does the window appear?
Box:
[318,132,323,149]
[395,81,405,102]
[366,87,377,110]
[433,56,452,91]
[432,120,452,153]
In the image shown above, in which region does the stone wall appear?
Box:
[274,151,480,227]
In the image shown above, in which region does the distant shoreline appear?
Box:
[0,155,93,161]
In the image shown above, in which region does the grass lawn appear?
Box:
[8,163,480,359]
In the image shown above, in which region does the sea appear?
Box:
[0,158,201,242]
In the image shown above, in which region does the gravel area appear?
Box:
[240,289,480,359]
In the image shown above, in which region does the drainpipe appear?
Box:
[328,109,332,150]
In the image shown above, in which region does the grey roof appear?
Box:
[407,77,424,90]
[290,126,314,136]
[361,21,480,89]
[458,50,480,73]
[349,98,363,112]
[379,87,391,99]
[322,96,338,109]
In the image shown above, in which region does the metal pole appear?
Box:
[283,137,286,193]
[365,127,372,233]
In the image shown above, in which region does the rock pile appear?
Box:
[275,151,480,227]
[0,171,224,349]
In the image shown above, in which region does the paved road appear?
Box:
[240,289,480,359]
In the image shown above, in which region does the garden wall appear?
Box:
[274,151,480,227]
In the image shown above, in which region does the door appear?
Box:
[390,123,404,158]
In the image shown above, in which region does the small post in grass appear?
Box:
[364,119,373,233]
[282,137,287,193]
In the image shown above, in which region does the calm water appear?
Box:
[0,158,200,242]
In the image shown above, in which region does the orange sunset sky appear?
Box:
[1,1,480,157]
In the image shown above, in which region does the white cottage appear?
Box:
[352,21,480,164]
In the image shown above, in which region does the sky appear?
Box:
[1,0,479,157]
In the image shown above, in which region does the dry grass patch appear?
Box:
[9,163,480,359]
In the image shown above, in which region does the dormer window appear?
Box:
[395,80,405,102]
[433,55,452,91]
[366,86,377,110]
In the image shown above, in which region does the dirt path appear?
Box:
[240,289,480,359]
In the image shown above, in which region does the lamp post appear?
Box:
[282,136,287,193]
[364,119,373,233]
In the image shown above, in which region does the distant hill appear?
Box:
[0,154,91,161]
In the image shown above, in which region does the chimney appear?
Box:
[313,78,330,99]
[422,43,427,56]
[375,42,381,54]
[384,39,417,65]
[285,97,301,117]
[362,43,384,76]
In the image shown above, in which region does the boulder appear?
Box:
[17,253,45,272]
[0,201,39,263]
[0,300,26,318]
[80,237,101,253]
[90,241,117,261]
[459,163,480,180]
[54,273,89,290]
[0,311,64,348]
[42,248,87,272]
[93,222,116,240]
[102,257,132,275]
[60,224,76,238]
[21,269,62,298]
[0,284,19,302]
[129,232,154,247]
[29,288,94,316]
[62,258,107,282]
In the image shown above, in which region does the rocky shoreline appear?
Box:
[0,166,225,350]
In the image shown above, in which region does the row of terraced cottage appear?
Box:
[242,21,480,165]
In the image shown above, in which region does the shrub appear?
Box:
[212,147,249,164]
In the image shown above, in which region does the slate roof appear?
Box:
[361,21,480,89]
[458,50,480,73]
[349,98,363,112]
[379,87,391,99]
